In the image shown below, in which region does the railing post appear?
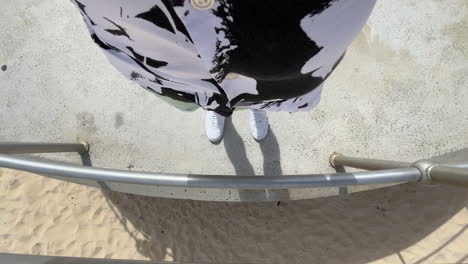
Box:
[0,142,89,154]
[329,153,411,170]
[331,153,468,188]
[429,165,468,187]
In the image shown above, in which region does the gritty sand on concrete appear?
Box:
[0,168,467,264]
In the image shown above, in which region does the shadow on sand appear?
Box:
[102,133,468,263]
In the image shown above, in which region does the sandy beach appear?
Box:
[1,168,467,263]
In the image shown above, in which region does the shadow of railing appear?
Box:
[1,142,468,263]
[102,182,468,263]
[412,225,467,264]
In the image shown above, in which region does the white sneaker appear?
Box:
[249,109,268,141]
[205,111,225,143]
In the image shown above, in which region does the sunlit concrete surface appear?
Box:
[1,0,467,201]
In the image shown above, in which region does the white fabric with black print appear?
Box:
[72,0,376,116]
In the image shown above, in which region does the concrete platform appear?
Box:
[1,0,467,201]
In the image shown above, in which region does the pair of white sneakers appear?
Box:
[205,109,269,143]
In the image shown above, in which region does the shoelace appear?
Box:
[210,114,222,127]
[251,110,266,125]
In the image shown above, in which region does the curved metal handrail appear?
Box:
[331,153,468,187]
[0,154,422,189]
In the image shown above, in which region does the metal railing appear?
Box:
[329,153,468,187]
[0,142,467,199]
[0,253,173,264]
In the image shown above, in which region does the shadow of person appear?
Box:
[102,182,468,264]
[101,140,468,263]
[222,118,289,201]
[222,117,255,176]
[258,127,290,201]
